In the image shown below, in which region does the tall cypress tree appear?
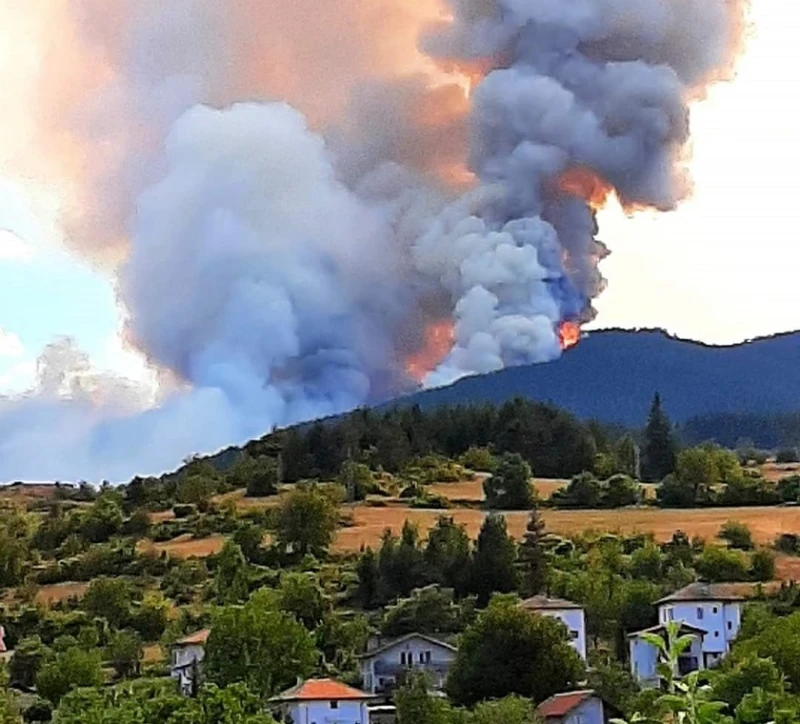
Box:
[642,393,677,482]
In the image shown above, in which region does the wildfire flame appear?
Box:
[558,321,582,351]
[405,320,455,381]
[555,166,614,211]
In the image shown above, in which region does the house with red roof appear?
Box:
[170,629,210,695]
[270,678,375,724]
[537,689,618,724]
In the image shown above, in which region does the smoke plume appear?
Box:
[0,0,748,481]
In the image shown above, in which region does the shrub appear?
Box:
[719,521,754,551]
[461,446,495,472]
[750,548,776,582]
[173,504,196,519]
[695,546,750,582]
[777,448,800,464]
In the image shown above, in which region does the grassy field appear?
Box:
[35,582,89,606]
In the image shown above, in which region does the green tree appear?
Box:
[718,521,754,551]
[483,454,535,510]
[80,495,124,543]
[446,596,584,706]
[396,671,454,724]
[518,508,548,597]
[461,446,495,472]
[176,474,216,506]
[131,592,170,642]
[36,647,103,704]
[278,573,329,630]
[214,540,250,604]
[0,664,21,724]
[356,547,380,608]
[551,473,602,509]
[382,585,465,638]
[695,546,750,583]
[107,630,143,679]
[204,590,318,698]
[614,435,640,479]
[82,577,131,628]
[274,485,339,557]
[471,515,518,606]
[8,636,46,689]
[339,460,373,503]
[424,516,472,597]
[642,393,678,482]
[473,696,543,724]
[56,680,276,724]
[603,474,640,508]
[750,548,776,583]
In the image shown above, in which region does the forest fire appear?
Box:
[558,321,582,351]
[405,321,456,381]
[555,166,614,210]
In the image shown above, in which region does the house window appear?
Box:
[330,701,339,709]
[400,652,406,666]
[697,607,704,620]
[420,652,425,663]
[713,607,718,614]
[425,651,432,663]
[570,630,579,640]
[727,621,733,631]
[714,631,719,638]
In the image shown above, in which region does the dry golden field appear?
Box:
[34,582,89,606]
[333,504,800,553]
[137,533,226,559]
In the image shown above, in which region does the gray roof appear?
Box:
[357,632,457,659]
[656,583,746,605]
[519,595,583,611]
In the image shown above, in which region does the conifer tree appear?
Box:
[642,393,677,482]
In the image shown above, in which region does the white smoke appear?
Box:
[0,0,747,481]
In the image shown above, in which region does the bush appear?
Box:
[461,447,495,473]
[173,504,196,519]
[483,454,535,510]
[776,533,800,555]
[750,548,776,582]
[777,448,800,464]
[695,546,750,582]
[719,521,755,551]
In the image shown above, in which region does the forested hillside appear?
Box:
[3,397,800,723]
[395,329,800,428]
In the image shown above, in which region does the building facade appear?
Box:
[358,633,457,695]
[629,583,744,685]
[170,629,209,695]
[537,690,617,724]
[271,678,374,724]
[519,595,587,661]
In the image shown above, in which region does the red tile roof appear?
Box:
[537,690,595,718]
[175,629,210,646]
[272,679,373,702]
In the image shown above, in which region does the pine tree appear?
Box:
[642,393,677,482]
[518,508,548,597]
[471,515,518,606]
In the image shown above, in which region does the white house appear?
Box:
[537,689,618,724]
[171,629,209,695]
[629,583,744,685]
[270,678,374,724]
[358,633,457,694]
[519,595,587,661]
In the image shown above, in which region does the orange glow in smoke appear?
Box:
[558,321,582,351]
[405,321,455,381]
[555,166,615,210]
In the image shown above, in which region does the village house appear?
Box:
[358,633,457,695]
[537,689,619,724]
[519,595,587,661]
[628,583,744,685]
[270,678,374,724]
[170,629,209,695]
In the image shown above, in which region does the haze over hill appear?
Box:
[393,329,800,428]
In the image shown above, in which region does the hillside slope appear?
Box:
[393,329,800,427]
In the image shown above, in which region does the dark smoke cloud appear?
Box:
[0,0,748,481]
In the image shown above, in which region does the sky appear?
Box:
[0,0,796,397]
